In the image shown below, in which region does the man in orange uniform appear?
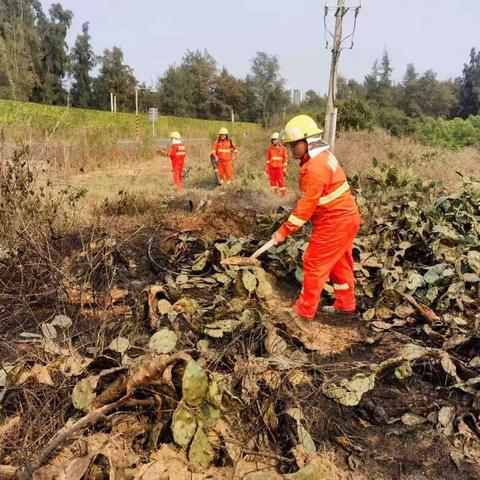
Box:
[164,131,186,194]
[211,127,238,187]
[266,132,288,197]
[272,115,361,325]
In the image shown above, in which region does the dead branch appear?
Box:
[92,374,127,408]
[398,292,441,323]
[126,351,192,397]
[15,398,155,480]
[12,352,192,479]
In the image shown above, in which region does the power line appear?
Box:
[323,0,361,151]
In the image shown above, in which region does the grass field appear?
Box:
[0,99,260,140]
[0,99,261,171]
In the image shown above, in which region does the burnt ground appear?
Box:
[0,193,479,480]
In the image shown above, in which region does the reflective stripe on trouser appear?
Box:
[218,160,234,182]
[172,158,184,193]
[293,211,360,319]
[268,166,286,196]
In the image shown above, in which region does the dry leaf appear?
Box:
[31,364,54,386]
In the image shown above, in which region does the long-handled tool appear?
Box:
[221,238,276,267]
[210,154,222,186]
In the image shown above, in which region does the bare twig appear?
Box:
[15,398,154,480]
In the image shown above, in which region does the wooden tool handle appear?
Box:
[250,239,276,260]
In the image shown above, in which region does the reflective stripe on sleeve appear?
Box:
[318,181,350,205]
[333,283,350,291]
[287,214,306,227]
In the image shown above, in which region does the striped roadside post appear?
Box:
[135,115,140,143]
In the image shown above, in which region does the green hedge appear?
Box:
[415,115,480,150]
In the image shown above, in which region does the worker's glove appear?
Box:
[272,231,286,246]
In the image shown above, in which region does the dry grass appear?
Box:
[58,128,480,226]
[336,129,480,188]
[62,131,292,222]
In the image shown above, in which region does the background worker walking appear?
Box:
[161,131,186,194]
[211,127,238,187]
[272,115,361,329]
[266,132,288,197]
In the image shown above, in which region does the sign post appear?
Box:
[149,107,159,139]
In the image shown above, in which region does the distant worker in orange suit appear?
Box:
[265,132,288,197]
[211,127,238,187]
[161,131,186,194]
[272,115,361,330]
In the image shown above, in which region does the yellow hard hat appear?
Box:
[170,131,181,139]
[280,115,323,143]
[219,127,229,135]
[271,132,280,140]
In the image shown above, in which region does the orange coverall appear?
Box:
[166,143,186,193]
[276,148,361,319]
[212,138,238,185]
[266,144,288,196]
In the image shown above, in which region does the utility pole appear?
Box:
[324,0,345,151]
[324,0,361,151]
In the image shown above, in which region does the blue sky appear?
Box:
[41,0,480,93]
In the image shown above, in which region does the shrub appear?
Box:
[337,98,375,132]
[414,116,480,150]
[0,148,86,248]
[377,107,415,137]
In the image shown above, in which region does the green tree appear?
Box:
[0,0,42,100]
[158,65,193,117]
[337,76,365,100]
[92,47,137,111]
[399,63,420,116]
[245,52,289,126]
[181,49,217,119]
[212,67,248,120]
[158,49,218,119]
[364,51,394,107]
[458,47,480,117]
[292,90,326,125]
[32,3,73,105]
[302,89,323,107]
[400,64,457,118]
[337,98,375,131]
[70,22,96,108]
[364,59,380,98]
[379,50,393,88]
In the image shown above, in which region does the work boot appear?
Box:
[319,305,357,320]
[277,307,313,337]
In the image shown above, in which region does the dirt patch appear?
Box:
[276,315,365,357]
[160,193,268,240]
